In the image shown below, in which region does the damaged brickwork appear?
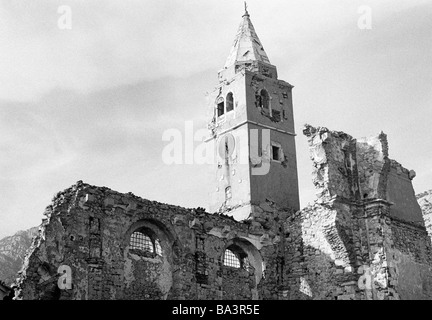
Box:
[13,125,432,300]
[16,181,293,300]
[285,125,432,300]
[11,7,432,300]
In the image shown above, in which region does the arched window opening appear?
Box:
[217,98,225,117]
[226,92,234,113]
[223,245,249,270]
[223,249,240,268]
[221,239,263,300]
[259,89,269,109]
[129,228,162,258]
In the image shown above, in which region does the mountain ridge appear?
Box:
[0,226,39,286]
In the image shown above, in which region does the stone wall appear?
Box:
[387,160,423,226]
[295,124,432,300]
[14,125,432,300]
[387,217,432,300]
[16,181,291,300]
[303,125,360,202]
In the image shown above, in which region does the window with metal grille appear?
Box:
[223,249,240,268]
[130,232,153,253]
[129,229,162,257]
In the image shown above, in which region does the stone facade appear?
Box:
[16,181,293,300]
[290,125,432,300]
[15,125,432,300]
[11,9,432,301]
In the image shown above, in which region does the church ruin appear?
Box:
[15,8,432,300]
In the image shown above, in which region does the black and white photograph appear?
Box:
[0,0,431,309]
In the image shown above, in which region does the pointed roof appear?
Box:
[224,7,271,69]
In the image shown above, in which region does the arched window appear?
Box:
[129,228,162,257]
[226,92,234,112]
[217,98,225,117]
[259,89,269,109]
[223,249,240,268]
[223,244,249,270]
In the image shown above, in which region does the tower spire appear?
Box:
[223,5,271,69]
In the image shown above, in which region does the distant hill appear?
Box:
[417,190,432,234]
[417,189,432,213]
[0,227,39,286]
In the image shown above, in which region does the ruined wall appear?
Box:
[284,199,400,300]
[303,125,360,203]
[15,125,432,301]
[304,124,424,224]
[356,133,388,200]
[284,201,359,300]
[16,181,288,300]
[295,124,432,300]
[387,217,432,300]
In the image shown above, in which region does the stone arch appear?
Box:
[220,237,263,299]
[122,219,175,300]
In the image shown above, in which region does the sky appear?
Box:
[0,0,431,239]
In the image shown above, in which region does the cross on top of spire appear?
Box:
[244,2,249,16]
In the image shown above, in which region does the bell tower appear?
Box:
[207,7,300,220]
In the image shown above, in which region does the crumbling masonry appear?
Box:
[15,9,432,300]
[16,124,432,300]
[17,182,293,300]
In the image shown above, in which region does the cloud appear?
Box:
[0,0,234,102]
[1,0,430,102]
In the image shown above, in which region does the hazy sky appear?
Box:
[1,0,431,239]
